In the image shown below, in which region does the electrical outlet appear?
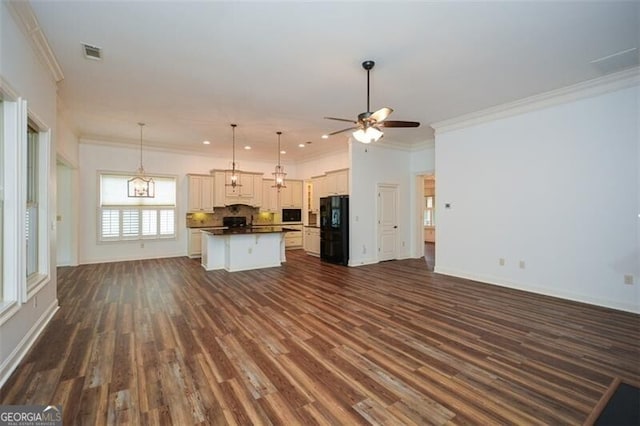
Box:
[519,260,525,269]
[624,275,634,285]
[499,258,505,266]
[248,248,253,254]
[362,245,366,254]
[140,242,144,248]
[402,241,405,247]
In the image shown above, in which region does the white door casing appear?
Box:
[377,183,398,261]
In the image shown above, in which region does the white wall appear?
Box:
[296,148,349,179]
[0,1,59,386]
[435,85,639,313]
[410,144,436,174]
[350,142,414,265]
[78,142,293,264]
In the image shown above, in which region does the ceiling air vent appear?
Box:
[82,43,102,60]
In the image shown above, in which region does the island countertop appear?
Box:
[201,226,300,236]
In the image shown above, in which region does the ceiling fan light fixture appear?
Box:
[352,127,383,144]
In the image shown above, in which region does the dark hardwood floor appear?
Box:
[2,250,639,425]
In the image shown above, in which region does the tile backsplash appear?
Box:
[186,205,263,228]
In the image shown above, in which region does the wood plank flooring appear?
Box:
[2,250,639,425]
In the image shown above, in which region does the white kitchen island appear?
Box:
[201,227,292,272]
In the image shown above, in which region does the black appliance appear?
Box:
[223,216,247,228]
[282,208,302,223]
[320,196,348,265]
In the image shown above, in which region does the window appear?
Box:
[99,173,176,241]
[424,195,435,227]
[0,92,51,309]
[26,125,38,278]
[0,100,4,300]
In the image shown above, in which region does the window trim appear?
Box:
[0,76,51,319]
[25,115,51,298]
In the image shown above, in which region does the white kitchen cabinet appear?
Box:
[261,179,279,213]
[188,229,202,257]
[225,172,254,199]
[188,174,214,212]
[284,224,303,249]
[314,175,326,202]
[304,227,320,256]
[212,170,263,207]
[252,174,263,207]
[280,179,303,208]
[305,180,316,213]
[325,169,348,196]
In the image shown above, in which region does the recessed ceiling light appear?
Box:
[321,134,329,139]
[280,150,286,154]
[202,140,211,145]
[298,144,305,148]
[244,145,251,150]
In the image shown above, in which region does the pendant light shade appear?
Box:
[272,131,286,191]
[225,124,242,191]
[127,122,155,198]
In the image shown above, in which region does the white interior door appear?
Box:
[377,184,398,261]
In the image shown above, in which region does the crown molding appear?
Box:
[79,135,217,156]
[6,1,64,83]
[431,67,640,135]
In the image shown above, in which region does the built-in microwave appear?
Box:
[282,208,302,222]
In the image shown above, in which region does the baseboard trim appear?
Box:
[434,266,639,314]
[79,253,186,265]
[0,299,59,388]
[349,258,379,267]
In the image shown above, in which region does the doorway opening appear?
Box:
[417,174,436,271]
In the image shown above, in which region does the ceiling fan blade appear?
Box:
[328,126,359,136]
[324,116,358,124]
[381,120,421,128]
[370,107,393,123]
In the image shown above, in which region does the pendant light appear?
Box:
[225,123,242,191]
[272,131,286,191]
[127,122,155,198]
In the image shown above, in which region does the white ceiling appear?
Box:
[30,1,639,163]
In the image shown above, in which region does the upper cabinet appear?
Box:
[188,174,214,212]
[280,180,303,208]
[261,179,279,213]
[309,176,323,212]
[212,170,263,207]
[324,169,348,196]
[224,172,254,199]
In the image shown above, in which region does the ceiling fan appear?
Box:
[325,60,420,144]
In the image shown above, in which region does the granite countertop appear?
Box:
[201,226,301,236]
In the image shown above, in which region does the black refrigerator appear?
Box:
[320,196,349,265]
